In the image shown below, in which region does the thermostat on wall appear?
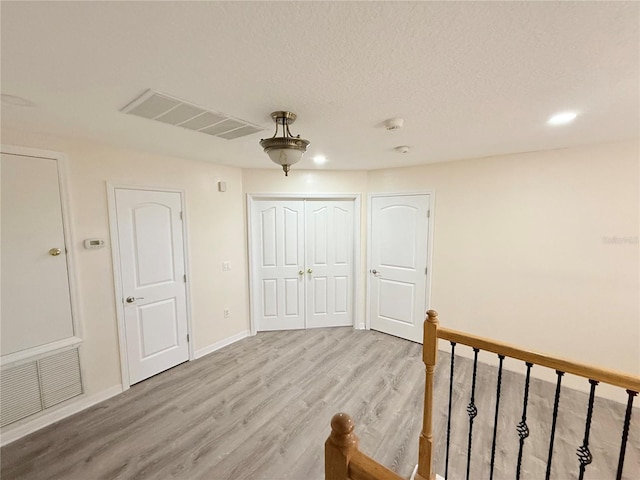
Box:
[84,239,105,249]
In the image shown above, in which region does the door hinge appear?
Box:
[180,211,183,221]
[425,267,428,275]
[187,334,190,342]
[427,209,430,219]
[183,274,187,283]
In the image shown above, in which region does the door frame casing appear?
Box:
[107,184,194,391]
[366,191,435,332]
[247,193,362,336]
[0,145,84,367]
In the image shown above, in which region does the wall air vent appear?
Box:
[0,348,82,427]
[121,90,264,140]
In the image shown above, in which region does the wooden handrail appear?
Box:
[326,310,640,480]
[350,451,404,480]
[438,327,640,392]
[325,413,403,480]
[416,310,640,479]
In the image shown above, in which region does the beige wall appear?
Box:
[242,169,368,195]
[2,129,637,407]
[1,129,250,399]
[368,140,639,399]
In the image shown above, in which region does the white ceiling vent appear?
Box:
[121,90,264,140]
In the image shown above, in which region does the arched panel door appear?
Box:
[250,198,355,331]
[369,194,430,343]
[251,200,305,331]
[115,189,189,384]
[305,200,354,328]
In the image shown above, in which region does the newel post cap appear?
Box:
[331,412,355,436]
[329,412,358,451]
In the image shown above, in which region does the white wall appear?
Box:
[368,140,639,400]
[1,129,250,404]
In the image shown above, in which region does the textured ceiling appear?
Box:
[1,1,638,171]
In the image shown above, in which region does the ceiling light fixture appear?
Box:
[260,111,310,176]
[547,111,578,126]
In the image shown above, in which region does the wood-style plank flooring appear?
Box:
[1,328,638,479]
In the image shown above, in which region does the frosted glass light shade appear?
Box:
[267,148,304,166]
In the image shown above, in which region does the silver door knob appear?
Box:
[125,296,144,303]
[298,270,304,275]
[307,268,313,274]
[371,269,381,276]
[49,248,62,256]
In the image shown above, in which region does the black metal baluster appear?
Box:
[577,379,599,480]
[489,354,505,480]
[615,389,637,480]
[465,348,480,480]
[545,370,564,480]
[444,342,456,480]
[515,362,533,480]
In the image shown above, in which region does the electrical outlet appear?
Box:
[224,308,230,318]
[222,261,231,271]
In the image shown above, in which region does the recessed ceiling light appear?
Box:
[1,94,36,107]
[313,155,327,165]
[547,111,578,126]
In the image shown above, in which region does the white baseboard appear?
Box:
[194,330,250,359]
[355,322,366,330]
[0,384,123,446]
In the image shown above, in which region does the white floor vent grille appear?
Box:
[121,89,264,140]
[1,348,82,427]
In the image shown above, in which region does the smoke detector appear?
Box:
[385,117,404,130]
[395,145,410,154]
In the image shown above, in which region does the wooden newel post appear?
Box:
[416,309,439,480]
[325,412,359,480]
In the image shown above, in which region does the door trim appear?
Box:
[247,193,362,336]
[0,144,84,363]
[107,183,194,391]
[366,191,435,331]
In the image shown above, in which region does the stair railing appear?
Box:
[417,310,640,480]
[325,310,640,480]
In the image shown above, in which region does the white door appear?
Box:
[251,200,305,331]
[114,189,189,384]
[305,200,354,328]
[1,153,75,354]
[369,194,430,343]
[250,198,355,331]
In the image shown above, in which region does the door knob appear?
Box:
[125,296,144,304]
[371,269,381,276]
[307,268,313,274]
[298,270,304,275]
[49,248,62,256]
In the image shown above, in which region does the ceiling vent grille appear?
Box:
[121,90,264,140]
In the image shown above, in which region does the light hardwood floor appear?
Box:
[1,328,638,479]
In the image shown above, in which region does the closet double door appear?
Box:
[250,198,355,331]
